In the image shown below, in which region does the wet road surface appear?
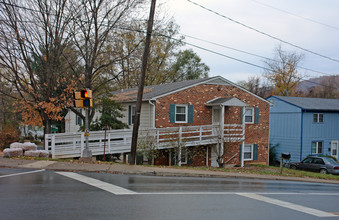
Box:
[1,167,339,220]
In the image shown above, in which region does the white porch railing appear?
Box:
[45,124,244,159]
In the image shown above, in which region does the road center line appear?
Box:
[56,172,137,195]
[237,193,337,218]
[0,169,45,178]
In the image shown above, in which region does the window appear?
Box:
[312,141,323,154]
[175,105,187,123]
[244,108,254,123]
[170,104,193,123]
[313,158,324,165]
[313,113,323,123]
[128,105,136,125]
[244,144,253,160]
[76,110,82,126]
[302,157,313,163]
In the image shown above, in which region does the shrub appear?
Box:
[0,124,20,150]
[269,144,280,166]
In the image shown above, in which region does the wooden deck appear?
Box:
[45,124,244,159]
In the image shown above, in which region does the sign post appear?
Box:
[73,89,93,161]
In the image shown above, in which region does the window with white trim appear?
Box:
[175,105,188,123]
[313,113,323,123]
[312,141,323,154]
[244,144,253,160]
[244,107,254,124]
[129,105,136,125]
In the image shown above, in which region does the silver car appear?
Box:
[288,156,339,175]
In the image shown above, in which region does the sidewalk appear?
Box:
[1,156,339,184]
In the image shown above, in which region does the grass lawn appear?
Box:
[174,164,339,181]
[2,151,339,181]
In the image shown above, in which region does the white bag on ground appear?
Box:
[22,142,38,151]
[24,150,41,157]
[38,150,49,158]
[10,142,23,149]
[3,148,23,157]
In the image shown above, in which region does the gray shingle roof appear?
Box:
[273,96,339,111]
[112,77,219,102]
[206,97,248,107]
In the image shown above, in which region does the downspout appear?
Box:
[149,100,156,128]
[300,110,304,161]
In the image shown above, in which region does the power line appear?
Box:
[1,2,338,90]
[0,1,40,13]
[186,0,339,64]
[3,0,338,75]
[186,41,338,90]
[155,32,339,90]
[250,0,339,31]
[182,33,339,76]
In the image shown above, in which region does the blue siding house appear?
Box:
[267,96,339,162]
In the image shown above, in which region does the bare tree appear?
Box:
[0,74,17,125]
[112,19,184,89]
[0,0,76,134]
[67,0,144,122]
[212,125,244,168]
[264,45,305,96]
[304,75,339,98]
[238,76,272,98]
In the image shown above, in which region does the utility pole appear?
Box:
[130,0,157,165]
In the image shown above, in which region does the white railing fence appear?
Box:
[45,124,244,159]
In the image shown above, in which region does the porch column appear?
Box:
[241,106,246,167]
[220,105,225,156]
[206,146,209,167]
[178,127,182,167]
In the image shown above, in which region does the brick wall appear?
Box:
[154,84,270,165]
[154,150,169,166]
[153,146,208,166]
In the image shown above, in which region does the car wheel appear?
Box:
[319,169,328,174]
[290,165,297,170]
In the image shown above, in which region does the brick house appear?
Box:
[108,76,270,167]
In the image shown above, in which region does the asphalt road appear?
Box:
[1,167,339,220]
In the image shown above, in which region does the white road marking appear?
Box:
[237,193,337,218]
[56,172,137,195]
[55,172,338,217]
[0,169,45,178]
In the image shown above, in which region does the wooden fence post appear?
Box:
[51,135,55,159]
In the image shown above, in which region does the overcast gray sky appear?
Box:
[161,0,339,83]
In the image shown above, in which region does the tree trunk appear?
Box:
[43,114,51,135]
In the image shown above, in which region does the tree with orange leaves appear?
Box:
[264,45,305,96]
[0,0,77,134]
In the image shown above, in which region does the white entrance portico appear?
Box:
[206,97,248,167]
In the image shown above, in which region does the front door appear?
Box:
[331,141,338,160]
[212,108,220,135]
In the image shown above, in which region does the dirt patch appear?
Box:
[0,150,3,157]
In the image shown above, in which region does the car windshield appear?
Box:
[322,157,338,165]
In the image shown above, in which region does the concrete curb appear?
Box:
[1,157,339,185]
